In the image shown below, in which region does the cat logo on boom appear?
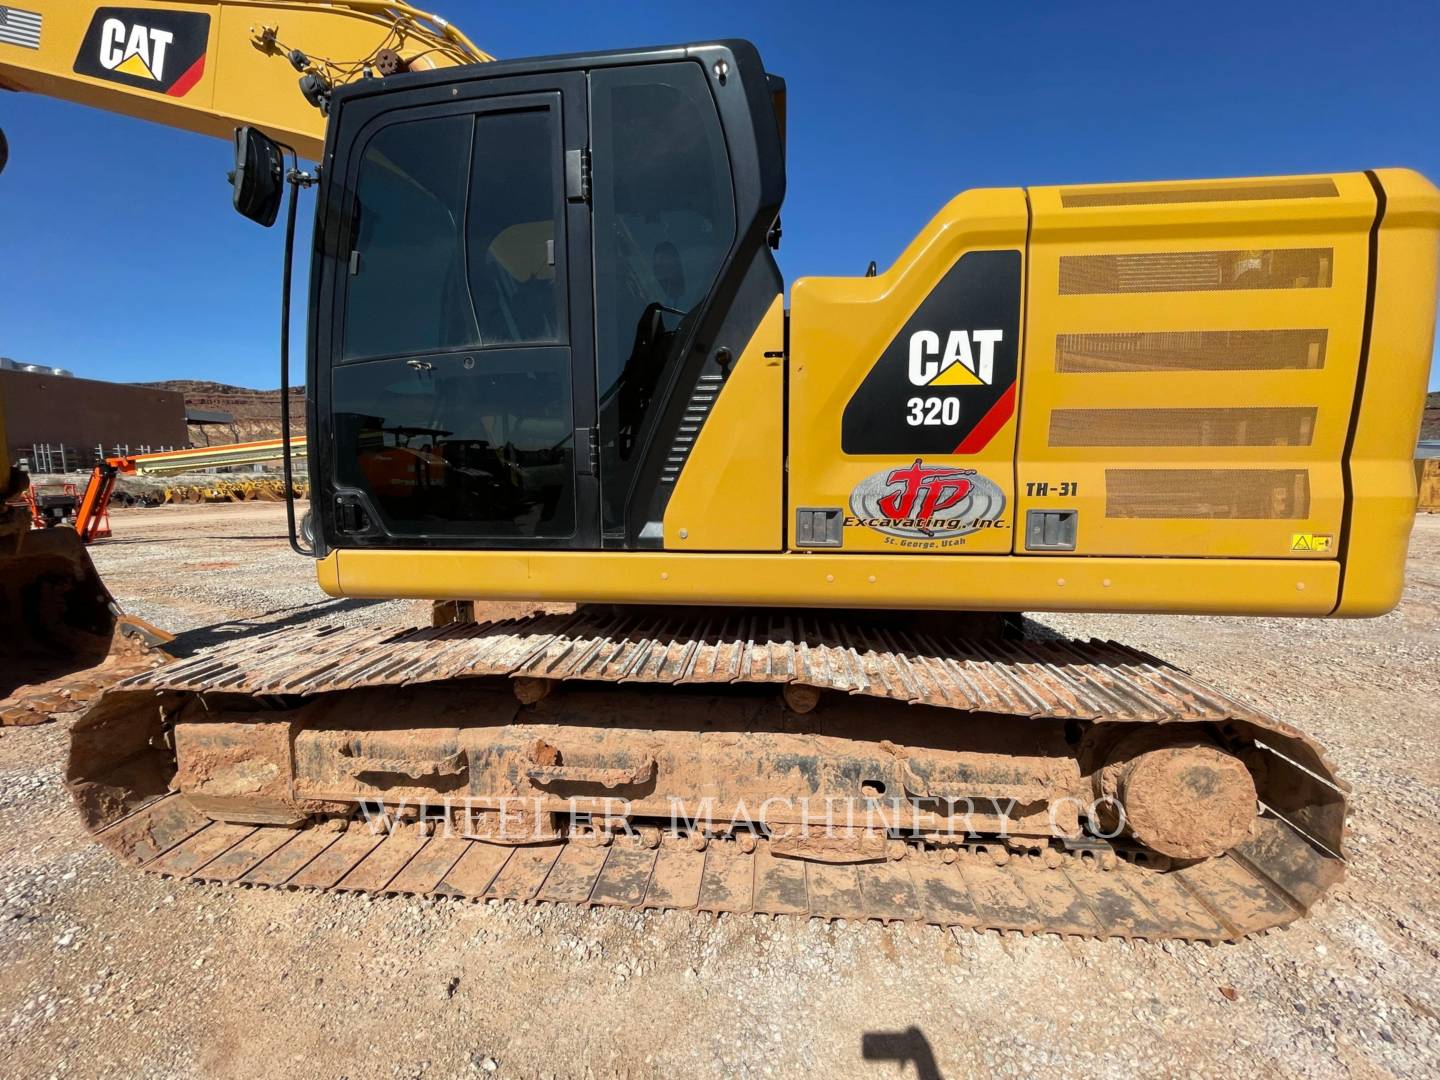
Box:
[99,20,174,82]
[73,7,209,98]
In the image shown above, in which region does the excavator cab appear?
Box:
[293,44,784,554]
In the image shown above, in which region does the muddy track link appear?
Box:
[68,612,1349,941]
[103,799,1329,942]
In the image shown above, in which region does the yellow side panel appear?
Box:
[328,547,1337,616]
[1335,168,1440,615]
[316,550,342,597]
[788,188,1029,554]
[1020,172,1376,565]
[662,296,784,550]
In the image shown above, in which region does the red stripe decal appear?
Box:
[952,382,1017,454]
[166,53,207,98]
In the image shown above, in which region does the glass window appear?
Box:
[344,109,562,361]
[333,350,575,538]
[343,114,476,360]
[591,64,735,531]
[334,103,573,538]
[466,110,563,345]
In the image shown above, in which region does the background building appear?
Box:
[1,360,188,471]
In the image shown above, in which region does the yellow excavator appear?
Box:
[4,1,1438,940]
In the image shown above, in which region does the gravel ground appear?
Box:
[1,502,1437,1079]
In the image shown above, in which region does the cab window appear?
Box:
[591,63,736,532]
[333,105,574,539]
[343,108,563,360]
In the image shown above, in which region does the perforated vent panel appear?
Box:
[1106,469,1310,519]
[1061,179,1338,208]
[661,373,724,484]
[1059,249,1332,294]
[1051,407,1317,447]
[1055,329,1328,373]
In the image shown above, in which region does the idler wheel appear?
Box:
[1099,732,1257,860]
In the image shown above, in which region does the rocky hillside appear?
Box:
[138,380,305,444]
[1424,390,1439,440]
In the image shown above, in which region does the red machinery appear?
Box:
[72,438,309,543]
[19,479,89,533]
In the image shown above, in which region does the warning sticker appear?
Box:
[1290,532,1333,554]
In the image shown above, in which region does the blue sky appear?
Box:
[2,0,1437,389]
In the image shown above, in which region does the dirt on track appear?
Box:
[1,502,1438,1079]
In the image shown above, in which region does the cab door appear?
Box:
[315,73,597,550]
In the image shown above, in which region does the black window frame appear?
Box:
[337,95,570,364]
[310,72,598,552]
[584,47,785,548]
[307,44,784,556]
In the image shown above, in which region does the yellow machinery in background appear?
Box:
[1420,459,1440,511]
[72,437,310,538]
[4,2,1440,940]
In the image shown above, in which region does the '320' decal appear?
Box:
[841,250,1021,456]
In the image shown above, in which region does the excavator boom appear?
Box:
[0,0,490,158]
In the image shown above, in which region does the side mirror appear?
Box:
[0,128,9,177]
[229,126,285,227]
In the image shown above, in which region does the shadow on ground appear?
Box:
[862,1027,942,1079]
[166,598,389,656]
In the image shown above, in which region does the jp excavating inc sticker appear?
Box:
[72,7,209,97]
[846,459,1007,544]
[1291,532,1333,553]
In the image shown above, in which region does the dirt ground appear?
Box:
[2,501,1438,1079]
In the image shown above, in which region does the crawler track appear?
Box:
[104,798,1331,942]
[68,612,1349,941]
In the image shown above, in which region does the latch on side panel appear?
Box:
[795,507,843,548]
[1025,509,1078,551]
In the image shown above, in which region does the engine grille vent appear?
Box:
[1059,249,1332,294]
[1105,469,1311,519]
[1061,179,1338,208]
[1051,407,1317,448]
[1055,329,1328,373]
